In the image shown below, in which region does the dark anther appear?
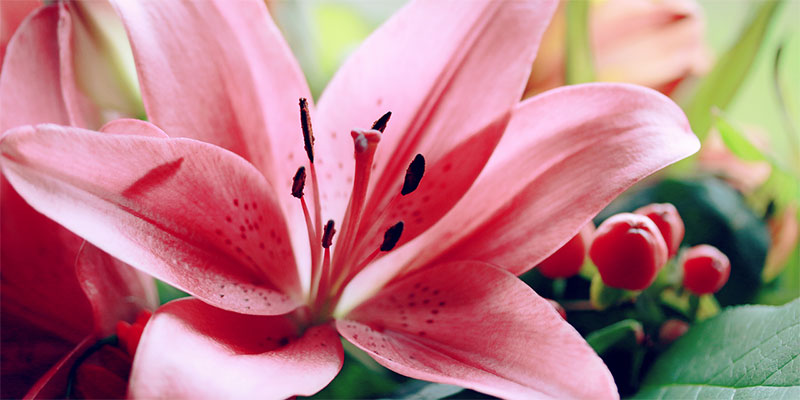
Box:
[401,154,425,195]
[291,166,306,198]
[322,220,336,249]
[371,111,392,133]
[299,98,315,163]
[380,221,404,251]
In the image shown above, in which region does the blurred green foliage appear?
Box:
[683,1,783,140]
[564,0,594,84]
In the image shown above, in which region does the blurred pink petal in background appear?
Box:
[526,0,710,97]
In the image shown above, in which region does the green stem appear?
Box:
[688,295,701,322]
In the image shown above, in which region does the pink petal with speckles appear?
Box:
[338,261,617,400]
[130,298,343,399]
[1,123,302,315]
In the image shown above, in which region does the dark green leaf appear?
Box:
[634,300,800,399]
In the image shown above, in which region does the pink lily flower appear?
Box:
[1,182,157,399]
[0,0,699,398]
[1,5,156,398]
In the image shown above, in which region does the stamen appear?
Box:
[297,98,323,262]
[401,154,425,195]
[291,166,306,198]
[311,245,333,316]
[345,153,425,261]
[310,220,335,307]
[380,221,404,251]
[332,220,406,304]
[321,220,336,249]
[299,98,315,163]
[291,165,321,305]
[371,111,392,133]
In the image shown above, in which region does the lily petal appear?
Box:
[75,243,158,336]
[427,84,700,275]
[99,118,168,138]
[22,336,94,400]
[0,177,92,343]
[0,0,39,64]
[109,0,314,287]
[1,124,301,315]
[345,112,510,276]
[1,173,93,399]
[313,0,558,225]
[350,83,700,293]
[56,2,104,129]
[130,298,343,399]
[337,261,617,399]
[109,0,309,186]
[0,5,69,132]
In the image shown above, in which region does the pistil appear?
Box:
[346,154,425,267]
[291,166,321,298]
[330,129,382,284]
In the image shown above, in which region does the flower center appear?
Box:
[290,98,425,320]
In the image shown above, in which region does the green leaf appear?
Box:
[564,0,594,84]
[383,381,464,400]
[683,1,782,140]
[714,111,768,162]
[772,38,800,172]
[155,279,190,304]
[309,348,402,399]
[714,111,795,175]
[634,300,800,399]
[586,319,642,355]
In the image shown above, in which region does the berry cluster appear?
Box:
[536,203,731,295]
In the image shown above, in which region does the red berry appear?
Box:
[681,244,730,295]
[634,203,685,257]
[537,222,595,278]
[658,319,689,345]
[589,213,668,290]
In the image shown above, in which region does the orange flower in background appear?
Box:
[525,0,710,97]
